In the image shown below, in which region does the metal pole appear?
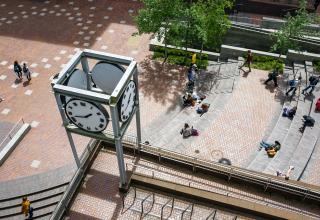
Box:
[80,56,91,91]
[66,131,81,168]
[133,67,142,148]
[110,105,127,187]
[53,93,80,167]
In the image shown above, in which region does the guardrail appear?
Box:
[0,118,25,151]
[126,163,319,217]
[101,131,320,203]
[229,15,263,27]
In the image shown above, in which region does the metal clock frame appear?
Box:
[51,49,142,188]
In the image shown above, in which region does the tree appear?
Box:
[134,0,184,61]
[271,0,310,57]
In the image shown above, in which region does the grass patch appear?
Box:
[249,56,284,73]
[152,46,209,69]
[314,60,320,73]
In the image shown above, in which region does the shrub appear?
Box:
[314,60,320,73]
[152,46,209,69]
[250,56,284,73]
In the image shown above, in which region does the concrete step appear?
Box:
[0,183,67,209]
[146,60,240,151]
[246,66,295,172]
[263,63,311,175]
[0,193,62,219]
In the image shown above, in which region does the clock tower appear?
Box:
[51,49,141,188]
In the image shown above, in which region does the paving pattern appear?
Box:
[0,0,318,187]
[0,0,149,181]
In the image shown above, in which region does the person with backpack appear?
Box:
[264,68,279,87]
[21,197,30,217]
[23,63,31,81]
[286,76,302,96]
[302,76,320,95]
[13,61,23,79]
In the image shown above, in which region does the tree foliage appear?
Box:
[134,0,233,54]
[271,0,310,55]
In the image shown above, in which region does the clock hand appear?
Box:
[124,94,132,112]
[74,113,92,118]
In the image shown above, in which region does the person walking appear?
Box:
[22,63,31,81]
[239,50,253,72]
[302,75,319,95]
[14,61,23,79]
[21,197,30,217]
[264,68,279,87]
[191,53,197,65]
[285,76,302,96]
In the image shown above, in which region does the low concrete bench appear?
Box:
[0,123,31,166]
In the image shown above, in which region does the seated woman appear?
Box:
[182,93,194,106]
[282,106,297,118]
[180,123,198,138]
[196,103,210,114]
[267,147,276,157]
[259,140,281,151]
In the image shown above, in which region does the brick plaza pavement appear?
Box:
[0,0,318,187]
[0,0,150,181]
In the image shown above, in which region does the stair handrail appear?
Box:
[0,118,25,151]
[121,140,320,201]
[161,197,174,220]
[206,209,217,220]
[181,203,194,220]
[122,186,136,214]
[140,192,155,219]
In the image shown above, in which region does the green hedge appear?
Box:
[152,46,209,69]
[314,60,320,73]
[249,55,284,73]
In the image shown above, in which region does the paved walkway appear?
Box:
[0,0,318,187]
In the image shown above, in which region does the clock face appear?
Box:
[65,99,109,133]
[119,81,136,122]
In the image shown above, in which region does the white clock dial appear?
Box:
[119,81,136,122]
[65,99,109,133]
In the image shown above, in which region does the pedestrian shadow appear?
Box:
[14,78,22,84]
[23,81,31,87]
[195,69,219,94]
[241,69,250,78]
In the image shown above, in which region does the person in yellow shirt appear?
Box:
[191,53,196,64]
[21,197,30,217]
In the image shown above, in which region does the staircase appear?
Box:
[0,164,75,220]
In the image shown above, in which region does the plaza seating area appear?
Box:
[247,61,320,181]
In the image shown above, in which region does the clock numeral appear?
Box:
[68,106,73,109]
[99,123,104,128]
[73,102,78,106]
[71,117,77,122]
[80,102,86,107]
[78,123,83,127]
[90,106,93,110]
[68,111,73,115]
[123,94,126,99]
[87,126,91,131]
[126,87,129,92]
[100,118,104,122]
[95,127,99,130]
[96,112,101,116]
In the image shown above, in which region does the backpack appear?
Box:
[309,76,316,82]
[303,115,315,126]
[289,80,295,87]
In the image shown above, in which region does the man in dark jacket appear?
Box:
[302,76,320,95]
[264,69,279,87]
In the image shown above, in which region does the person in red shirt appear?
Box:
[239,50,253,72]
[316,98,320,111]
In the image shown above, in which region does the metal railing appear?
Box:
[161,198,174,220]
[206,210,217,220]
[228,15,263,27]
[140,192,155,219]
[0,118,25,151]
[122,186,137,214]
[117,136,320,202]
[127,163,319,217]
[180,203,194,220]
